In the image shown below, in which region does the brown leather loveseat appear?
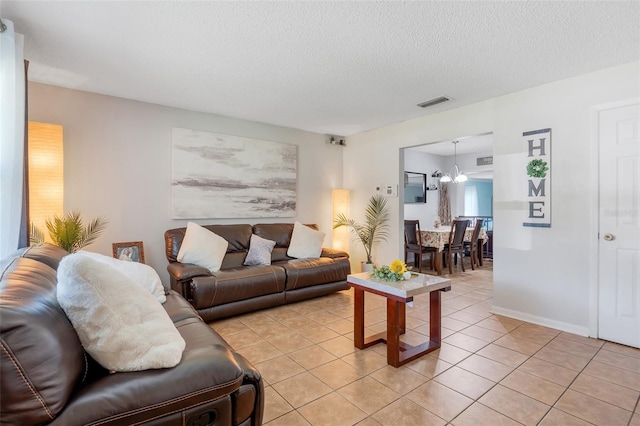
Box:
[0,244,263,426]
[165,223,351,321]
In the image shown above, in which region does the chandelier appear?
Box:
[439,140,467,183]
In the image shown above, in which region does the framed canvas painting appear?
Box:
[171,128,297,219]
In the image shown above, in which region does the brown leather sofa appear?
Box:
[0,244,263,426]
[165,223,351,322]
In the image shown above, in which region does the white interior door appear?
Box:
[598,102,640,348]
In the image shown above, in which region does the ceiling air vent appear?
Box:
[477,156,493,166]
[417,96,450,108]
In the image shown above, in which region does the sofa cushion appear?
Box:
[252,223,318,262]
[0,256,86,425]
[19,243,69,269]
[178,222,229,273]
[287,222,325,259]
[77,250,167,303]
[48,317,247,426]
[190,265,286,309]
[244,234,276,266]
[277,257,351,291]
[57,254,186,372]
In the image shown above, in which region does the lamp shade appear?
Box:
[28,122,64,242]
[332,189,349,251]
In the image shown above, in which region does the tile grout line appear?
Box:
[531,335,628,426]
[219,266,638,426]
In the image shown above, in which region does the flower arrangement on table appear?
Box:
[372,260,418,282]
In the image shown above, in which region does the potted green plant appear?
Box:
[333,194,390,271]
[31,210,108,253]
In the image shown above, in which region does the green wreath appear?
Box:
[526,159,548,178]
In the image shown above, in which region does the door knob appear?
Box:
[603,233,615,241]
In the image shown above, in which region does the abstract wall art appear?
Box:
[171,128,297,219]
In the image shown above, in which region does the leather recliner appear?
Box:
[0,244,264,426]
[165,223,351,322]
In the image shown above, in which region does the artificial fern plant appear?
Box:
[30,210,108,253]
[333,194,390,264]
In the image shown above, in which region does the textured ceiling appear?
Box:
[3,1,639,136]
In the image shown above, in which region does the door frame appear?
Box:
[588,97,640,339]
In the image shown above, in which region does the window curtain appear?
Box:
[0,19,27,257]
[438,182,452,226]
[464,184,479,216]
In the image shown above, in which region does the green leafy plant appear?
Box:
[333,194,390,264]
[30,210,108,253]
[526,159,548,178]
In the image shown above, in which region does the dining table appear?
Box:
[418,227,488,275]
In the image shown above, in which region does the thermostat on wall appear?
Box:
[376,184,397,197]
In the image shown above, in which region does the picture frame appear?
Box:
[171,128,297,219]
[112,241,145,263]
[403,171,427,204]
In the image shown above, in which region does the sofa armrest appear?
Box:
[167,261,212,281]
[167,262,212,300]
[321,247,349,259]
[232,353,264,426]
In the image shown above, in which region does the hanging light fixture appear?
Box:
[439,140,467,183]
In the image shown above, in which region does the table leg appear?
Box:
[352,285,386,350]
[354,287,365,349]
[399,302,406,334]
[429,290,442,343]
[477,238,483,266]
[434,250,443,275]
[386,299,401,367]
[385,289,447,368]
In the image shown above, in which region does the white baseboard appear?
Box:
[491,305,591,337]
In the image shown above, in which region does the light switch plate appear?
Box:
[384,185,397,197]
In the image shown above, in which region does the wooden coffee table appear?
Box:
[348,272,451,367]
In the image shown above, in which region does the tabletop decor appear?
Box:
[112,241,145,263]
[373,259,414,281]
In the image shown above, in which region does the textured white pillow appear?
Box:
[177,222,228,273]
[77,250,166,303]
[57,254,185,372]
[287,222,325,259]
[244,234,276,266]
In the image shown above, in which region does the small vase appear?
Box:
[361,262,374,272]
[434,216,441,229]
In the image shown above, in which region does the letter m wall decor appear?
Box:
[523,128,551,228]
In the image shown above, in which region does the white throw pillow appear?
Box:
[56,254,185,372]
[77,250,166,303]
[287,221,325,259]
[177,222,228,273]
[244,234,276,266]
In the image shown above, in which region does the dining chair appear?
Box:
[443,219,469,274]
[403,220,437,273]
[466,218,484,270]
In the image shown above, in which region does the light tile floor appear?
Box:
[209,262,640,426]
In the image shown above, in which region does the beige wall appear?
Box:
[28,83,345,283]
[344,61,640,335]
[28,60,640,335]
